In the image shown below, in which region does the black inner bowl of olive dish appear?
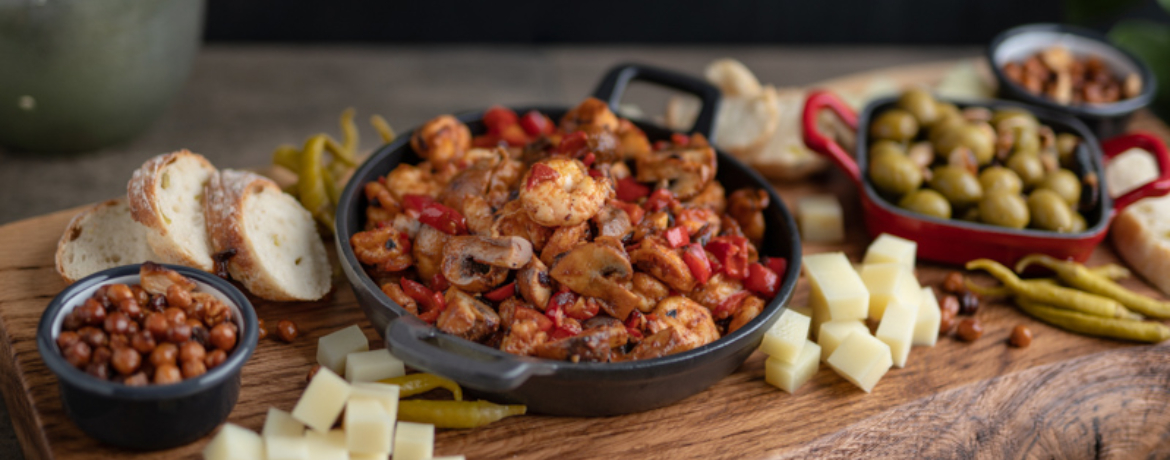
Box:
[335,63,802,416]
[988,23,1157,139]
[37,263,258,451]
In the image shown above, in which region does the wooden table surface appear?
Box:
[5,45,1170,460]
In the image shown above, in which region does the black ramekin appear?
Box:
[37,264,258,451]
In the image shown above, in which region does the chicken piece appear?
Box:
[631,273,670,312]
[643,296,719,353]
[560,97,620,133]
[727,188,769,244]
[500,319,549,356]
[593,203,633,240]
[688,273,744,313]
[532,323,628,362]
[411,115,471,166]
[617,119,651,161]
[622,327,692,361]
[540,221,591,267]
[728,295,765,334]
[631,210,671,244]
[437,289,501,342]
[685,180,727,214]
[674,206,720,238]
[629,237,696,293]
[635,135,716,200]
[461,195,495,236]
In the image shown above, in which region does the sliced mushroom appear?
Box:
[436,289,501,342]
[635,141,716,200]
[441,235,532,293]
[549,242,645,320]
[593,203,632,240]
[532,324,628,362]
[621,327,691,361]
[629,237,697,293]
[516,258,553,310]
[412,225,451,282]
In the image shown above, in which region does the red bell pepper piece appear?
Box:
[526,163,560,190]
[625,327,644,340]
[417,310,441,323]
[483,106,518,134]
[429,273,450,292]
[713,291,750,320]
[418,202,468,235]
[764,256,788,281]
[744,262,780,298]
[555,131,590,158]
[643,189,678,213]
[582,152,596,168]
[670,132,690,146]
[664,226,691,249]
[402,194,435,214]
[682,243,712,285]
[550,322,582,340]
[472,134,504,148]
[483,282,516,302]
[564,297,599,321]
[610,199,645,226]
[498,124,530,147]
[519,110,554,136]
[401,279,446,315]
[705,236,748,279]
[615,176,651,202]
[588,169,605,179]
[652,140,669,151]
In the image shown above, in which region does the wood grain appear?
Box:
[2,59,1170,459]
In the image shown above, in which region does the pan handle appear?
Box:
[801,90,862,187]
[384,316,555,393]
[1102,132,1170,211]
[592,63,722,140]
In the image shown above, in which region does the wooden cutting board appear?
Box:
[4,60,1170,460]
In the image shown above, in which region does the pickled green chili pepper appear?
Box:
[273,144,302,172]
[1016,298,1170,343]
[966,259,1140,319]
[379,373,463,400]
[1090,263,1131,281]
[1015,254,1170,319]
[338,107,359,165]
[965,277,1059,298]
[371,114,397,143]
[298,135,333,229]
[396,400,526,429]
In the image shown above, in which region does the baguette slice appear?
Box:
[55,198,158,284]
[128,150,218,271]
[1107,147,1170,297]
[736,88,828,180]
[205,169,332,301]
[704,58,763,98]
[665,86,780,156]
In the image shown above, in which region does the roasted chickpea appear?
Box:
[56,331,81,350]
[942,272,965,294]
[130,331,157,354]
[277,320,299,343]
[179,341,206,364]
[150,343,178,368]
[257,319,268,340]
[123,372,149,387]
[154,364,182,385]
[92,346,112,365]
[62,311,84,331]
[130,285,151,307]
[1010,325,1033,347]
[957,318,983,342]
[144,312,169,340]
[111,346,142,375]
[106,284,134,307]
[181,359,207,379]
[103,311,130,335]
[165,284,192,311]
[108,333,130,350]
[940,295,961,317]
[205,349,227,369]
[85,362,110,380]
[163,307,187,327]
[77,326,108,348]
[77,298,107,326]
[210,323,237,351]
[166,323,192,344]
[119,298,143,321]
[63,341,92,368]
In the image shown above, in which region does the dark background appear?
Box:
[203,0,1166,44]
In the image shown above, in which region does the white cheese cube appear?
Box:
[346,349,406,383]
[789,305,813,318]
[874,300,919,368]
[304,430,347,460]
[803,253,869,327]
[798,194,845,243]
[817,320,870,362]
[862,233,917,270]
[432,457,468,460]
[826,331,893,393]
[264,436,309,460]
[759,308,810,363]
[346,398,395,454]
[765,339,821,394]
[351,382,401,417]
[859,263,922,321]
[349,452,389,460]
[913,287,941,347]
[292,366,352,433]
[262,408,304,440]
[393,421,435,460]
[317,325,370,375]
[202,423,264,460]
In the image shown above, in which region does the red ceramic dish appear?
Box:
[801,89,1170,266]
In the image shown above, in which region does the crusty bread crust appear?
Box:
[127,150,217,271]
[55,198,156,284]
[1111,203,1170,297]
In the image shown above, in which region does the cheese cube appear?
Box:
[874,300,919,368]
[433,457,468,460]
[346,349,406,383]
[393,421,435,460]
[350,452,389,460]
[759,308,810,364]
[304,430,347,460]
[292,366,352,432]
[765,339,821,394]
[265,436,309,460]
[817,320,870,362]
[913,287,941,347]
[351,382,401,416]
[862,233,917,270]
[798,194,845,243]
[346,398,395,454]
[826,331,893,393]
[262,408,305,440]
[202,423,265,460]
[803,253,869,327]
[789,305,813,318]
[859,263,922,321]
[317,325,370,375]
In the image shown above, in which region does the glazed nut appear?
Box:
[257,318,268,340]
[942,271,965,294]
[939,311,957,336]
[277,320,299,343]
[1010,325,1033,347]
[959,292,980,315]
[957,318,983,342]
[940,295,961,317]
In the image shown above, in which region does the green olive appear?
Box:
[961,207,981,222]
[1007,153,1045,189]
[870,109,920,143]
[929,165,984,209]
[1012,126,1040,157]
[1028,189,1075,232]
[929,116,966,146]
[897,88,939,126]
[1037,169,1081,206]
[934,102,961,125]
[957,123,996,165]
[898,189,952,219]
[979,166,1023,195]
[869,150,922,196]
[991,109,1039,131]
[1056,133,1081,168]
[978,189,1030,229]
[870,139,907,159]
[1071,212,1087,233]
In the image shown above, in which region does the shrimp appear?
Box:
[520,157,612,227]
[631,273,669,313]
[380,282,418,315]
[635,135,716,200]
[629,237,696,293]
[628,296,719,359]
[493,200,553,252]
[410,114,471,166]
[617,119,651,160]
[350,226,413,273]
[727,188,769,244]
[686,181,727,214]
[560,97,620,133]
[728,295,765,334]
[385,163,441,201]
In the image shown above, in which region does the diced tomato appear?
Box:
[705,236,749,279]
[548,289,577,316]
[483,106,519,134]
[643,189,678,213]
[682,243,711,285]
[744,262,780,298]
[418,202,468,235]
[652,140,669,151]
[526,163,560,190]
[514,306,553,332]
[402,194,435,214]
[499,124,530,147]
[483,282,516,302]
[670,132,690,146]
[472,134,504,148]
[520,110,555,136]
[555,131,590,158]
[582,152,596,168]
[588,169,605,179]
[564,297,599,321]
[713,291,750,320]
[429,273,450,292]
[764,256,788,281]
[615,176,651,202]
[624,310,646,329]
[664,226,690,248]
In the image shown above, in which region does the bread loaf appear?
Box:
[55,198,157,283]
[1107,147,1170,297]
[127,150,218,271]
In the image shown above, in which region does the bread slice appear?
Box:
[205,169,331,301]
[665,86,780,155]
[704,58,762,98]
[736,88,829,181]
[1107,147,1170,297]
[128,150,218,271]
[55,198,158,284]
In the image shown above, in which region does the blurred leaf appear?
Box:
[1110,19,1170,118]
[1161,0,1170,14]
[1065,0,1143,25]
